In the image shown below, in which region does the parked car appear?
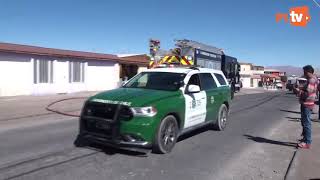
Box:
[275,82,283,89]
[293,77,307,94]
[75,67,232,154]
[286,79,296,91]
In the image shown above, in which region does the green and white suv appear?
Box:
[75,67,231,153]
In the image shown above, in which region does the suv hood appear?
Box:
[88,88,180,107]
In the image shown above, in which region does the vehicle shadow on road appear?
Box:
[286,117,301,121]
[280,109,301,114]
[86,143,149,157]
[281,109,318,115]
[244,134,297,148]
[178,126,212,142]
[285,92,295,95]
[286,117,320,123]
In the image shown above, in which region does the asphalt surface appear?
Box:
[0,91,299,180]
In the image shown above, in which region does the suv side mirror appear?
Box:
[187,85,200,93]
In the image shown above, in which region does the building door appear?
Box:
[55,60,69,93]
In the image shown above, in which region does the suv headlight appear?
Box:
[131,106,157,117]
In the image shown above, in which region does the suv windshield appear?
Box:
[123,72,186,91]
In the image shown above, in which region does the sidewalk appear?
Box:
[0,91,99,121]
[286,106,320,180]
[236,87,282,96]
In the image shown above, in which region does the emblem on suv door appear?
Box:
[211,96,215,104]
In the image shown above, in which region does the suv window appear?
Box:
[124,72,185,91]
[187,74,201,87]
[199,73,217,90]
[214,73,227,85]
[136,73,148,87]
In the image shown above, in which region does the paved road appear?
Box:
[0,91,299,180]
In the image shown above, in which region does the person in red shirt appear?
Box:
[295,65,317,149]
[318,78,320,120]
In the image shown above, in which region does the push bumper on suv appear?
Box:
[76,101,152,151]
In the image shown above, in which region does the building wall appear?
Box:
[240,63,264,88]
[138,66,148,73]
[240,78,260,88]
[240,64,252,72]
[86,61,120,91]
[0,52,122,96]
[240,64,252,88]
[240,77,251,88]
[0,52,33,96]
[252,78,260,88]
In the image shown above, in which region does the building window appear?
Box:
[69,61,85,83]
[33,59,53,84]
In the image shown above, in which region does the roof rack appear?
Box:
[152,64,200,70]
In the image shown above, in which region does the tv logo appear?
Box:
[276,6,311,27]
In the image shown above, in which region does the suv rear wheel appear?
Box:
[153,115,178,154]
[214,104,228,131]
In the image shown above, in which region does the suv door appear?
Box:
[183,73,207,129]
[199,73,220,122]
[214,72,230,105]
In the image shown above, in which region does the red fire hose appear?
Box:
[46,97,88,117]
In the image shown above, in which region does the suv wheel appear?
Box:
[153,115,178,154]
[214,104,228,131]
[74,135,89,147]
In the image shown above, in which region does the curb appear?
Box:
[284,149,299,180]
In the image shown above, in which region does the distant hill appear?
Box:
[266,66,302,76]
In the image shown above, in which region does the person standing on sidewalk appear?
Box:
[295,65,318,149]
[318,78,320,120]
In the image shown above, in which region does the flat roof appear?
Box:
[0,42,148,65]
[239,62,253,65]
[264,69,281,72]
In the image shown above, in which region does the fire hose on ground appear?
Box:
[46,97,88,117]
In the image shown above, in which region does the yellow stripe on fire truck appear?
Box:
[159,56,193,65]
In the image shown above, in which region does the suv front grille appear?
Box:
[83,102,118,120]
[81,101,133,138]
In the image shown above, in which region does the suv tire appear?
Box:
[214,104,228,131]
[153,115,178,154]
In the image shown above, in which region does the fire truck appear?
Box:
[149,39,241,98]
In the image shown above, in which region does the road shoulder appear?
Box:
[215,105,301,180]
[286,109,320,180]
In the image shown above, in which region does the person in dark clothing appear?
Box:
[318,79,320,120]
[295,65,317,149]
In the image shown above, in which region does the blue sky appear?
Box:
[0,0,319,67]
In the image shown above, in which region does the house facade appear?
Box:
[0,43,148,96]
[239,63,264,88]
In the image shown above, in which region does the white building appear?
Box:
[239,63,264,88]
[0,42,148,96]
